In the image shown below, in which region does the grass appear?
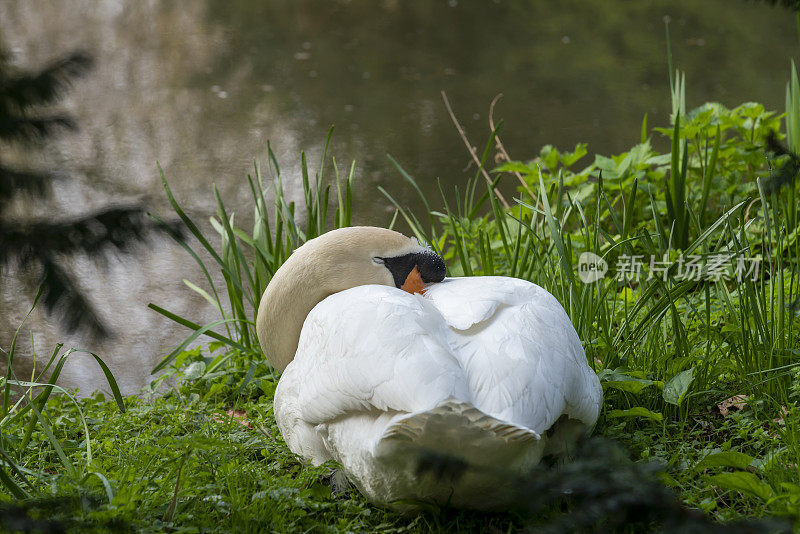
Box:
[2,61,800,532]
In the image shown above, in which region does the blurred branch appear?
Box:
[0,165,55,205]
[0,43,187,339]
[0,206,184,338]
[37,252,110,338]
[0,206,182,258]
[0,51,93,113]
[0,114,76,142]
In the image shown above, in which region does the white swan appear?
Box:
[256,226,602,510]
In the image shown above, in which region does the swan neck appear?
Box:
[257,255,330,372]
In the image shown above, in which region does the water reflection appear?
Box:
[0,0,794,393]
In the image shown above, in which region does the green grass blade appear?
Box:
[699,125,721,227]
[386,154,438,241]
[148,212,225,313]
[151,317,253,374]
[640,112,648,144]
[2,287,43,418]
[0,457,30,499]
[538,168,574,287]
[148,304,249,358]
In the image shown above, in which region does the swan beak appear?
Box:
[400,266,427,294]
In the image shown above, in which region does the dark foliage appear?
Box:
[0,52,90,205]
[0,51,92,142]
[747,0,800,10]
[0,165,52,206]
[1,207,177,258]
[764,131,800,194]
[0,44,182,339]
[0,208,182,337]
[0,496,132,533]
[418,437,792,533]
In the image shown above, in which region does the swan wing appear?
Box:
[274,285,470,462]
[423,277,602,434]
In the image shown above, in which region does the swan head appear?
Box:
[321,226,446,293]
[256,226,446,371]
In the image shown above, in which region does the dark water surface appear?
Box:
[0,1,795,393]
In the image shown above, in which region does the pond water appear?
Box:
[0,1,796,393]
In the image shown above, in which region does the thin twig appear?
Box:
[163,452,189,522]
[441,91,511,210]
[489,93,537,201]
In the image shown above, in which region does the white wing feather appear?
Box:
[424,277,602,433]
[274,285,470,463]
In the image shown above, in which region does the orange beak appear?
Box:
[400,265,427,295]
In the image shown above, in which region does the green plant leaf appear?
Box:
[608,407,663,422]
[0,453,32,499]
[695,451,754,472]
[183,361,207,380]
[599,369,655,394]
[604,380,654,394]
[663,368,694,406]
[707,472,773,501]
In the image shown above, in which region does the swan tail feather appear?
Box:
[381,400,540,444]
[376,399,541,472]
[349,400,547,509]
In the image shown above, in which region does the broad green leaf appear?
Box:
[695,451,754,472]
[779,482,800,496]
[604,380,654,395]
[608,407,663,422]
[599,369,654,394]
[594,155,619,179]
[183,361,206,380]
[541,145,560,169]
[561,143,588,167]
[304,482,333,501]
[708,472,773,501]
[493,161,535,174]
[663,368,695,406]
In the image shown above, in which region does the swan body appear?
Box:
[256,227,602,510]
